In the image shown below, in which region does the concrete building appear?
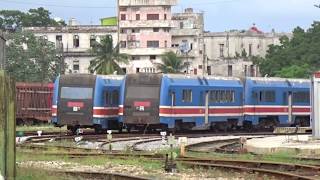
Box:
[24,22,117,74]
[0,31,5,70]
[118,0,178,73]
[171,8,205,75]
[204,26,290,77]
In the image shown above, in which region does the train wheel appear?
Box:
[94,125,103,134]
[126,125,132,133]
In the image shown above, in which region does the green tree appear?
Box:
[88,35,128,75]
[5,31,62,82]
[257,21,320,78]
[157,51,186,73]
[0,7,65,30]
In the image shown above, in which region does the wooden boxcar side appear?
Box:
[16,82,54,125]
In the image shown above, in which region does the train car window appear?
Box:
[259,91,275,102]
[61,87,93,99]
[210,90,235,103]
[111,90,119,105]
[182,89,192,102]
[105,91,111,105]
[293,92,310,103]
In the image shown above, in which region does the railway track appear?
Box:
[47,170,151,180]
[179,156,320,180]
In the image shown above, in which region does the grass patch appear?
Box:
[16,125,67,133]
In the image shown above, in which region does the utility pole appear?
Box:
[0,31,6,70]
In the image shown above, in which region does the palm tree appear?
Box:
[157,51,187,73]
[88,35,128,75]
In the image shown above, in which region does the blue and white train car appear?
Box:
[243,77,310,128]
[52,74,123,133]
[159,75,244,131]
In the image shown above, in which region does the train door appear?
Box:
[287,91,293,124]
[205,91,209,125]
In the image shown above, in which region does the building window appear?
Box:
[182,89,192,103]
[132,29,139,33]
[209,90,235,103]
[120,29,126,34]
[136,14,140,20]
[198,65,202,69]
[164,40,167,48]
[180,22,184,29]
[219,44,224,57]
[228,65,232,77]
[147,41,159,48]
[73,35,79,48]
[207,66,211,75]
[150,55,156,60]
[164,14,167,20]
[163,28,170,32]
[249,44,253,56]
[293,92,310,103]
[120,41,127,48]
[73,60,79,71]
[136,68,140,73]
[56,35,62,47]
[131,56,140,60]
[153,28,159,32]
[259,91,276,103]
[122,68,127,74]
[105,91,111,105]
[250,65,255,77]
[121,14,126,20]
[147,14,159,20]
[90,35,96,47]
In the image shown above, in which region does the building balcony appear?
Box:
[120,48,170,55]
[119,0,178,6]
[119,20,173,28]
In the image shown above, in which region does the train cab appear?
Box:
[52,74,123,133]
[119,73,162,131]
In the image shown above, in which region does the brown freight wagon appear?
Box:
[15,82,54,125]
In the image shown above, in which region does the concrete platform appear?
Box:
[245,135,320,155]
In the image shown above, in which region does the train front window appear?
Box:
[60,87,93,99]
[126,86,160,99]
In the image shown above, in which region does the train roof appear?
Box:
[97,75,124,87]
[246,77,310,88]
[163,74,242,87]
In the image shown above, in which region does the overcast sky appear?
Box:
[0,0,319,32]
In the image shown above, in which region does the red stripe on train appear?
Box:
[93,108,119,116]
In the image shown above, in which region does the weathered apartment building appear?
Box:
[118,0,178,73]
[0,31,5,70]
[204,27,290,77]
[24,19,117,74]
[23,0,289,77]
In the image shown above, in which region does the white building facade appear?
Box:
[24,25,117,74]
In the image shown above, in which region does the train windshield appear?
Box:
[60,87,93,100]
[126,86,160,99]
